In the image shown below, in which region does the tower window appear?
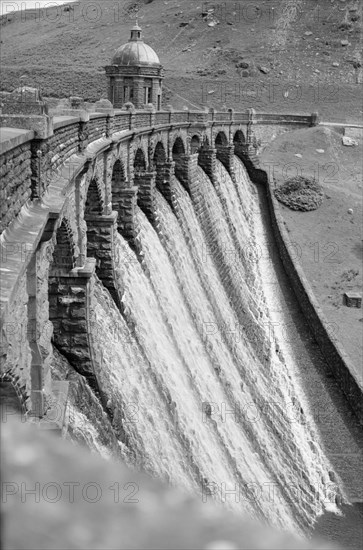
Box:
[123,86,134,103]
[144,86,152,104]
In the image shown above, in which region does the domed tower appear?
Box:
[105,24,164,110]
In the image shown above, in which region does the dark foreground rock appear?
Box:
[0,419,337,550]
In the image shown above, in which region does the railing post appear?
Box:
[94,99,114,138]
[147,104,156,127]
[106,114,114,138]
[78,111,90,153]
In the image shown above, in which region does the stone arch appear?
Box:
[85,178,104,216]
[172,135,186,156]
[47,217,76,342]
[0,372,27,416]
[233,129,246,146]
[47,217,98,391]
[190,134,201,154]
[233,129,247,166]
[84,178,105,266]
[214,130,234,176]
[215,130,228,148]
[153,141,167,192]
[153,140,166,165]
[50,218,76,274]
[134,148,147,172]
[172,136,186,182]
[111,159,127,212]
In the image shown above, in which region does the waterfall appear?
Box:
[68,155,341,536]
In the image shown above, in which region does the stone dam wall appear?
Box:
[0,102,361,429]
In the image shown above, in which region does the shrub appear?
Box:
[274,176,324,211]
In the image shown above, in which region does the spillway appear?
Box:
[58,156,347,536]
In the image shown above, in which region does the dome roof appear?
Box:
[111,25,161,67]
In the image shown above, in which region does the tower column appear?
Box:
[132,77,145,109]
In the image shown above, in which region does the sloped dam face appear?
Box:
[56,157,344,536]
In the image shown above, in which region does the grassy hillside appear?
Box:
[1,0,362,118]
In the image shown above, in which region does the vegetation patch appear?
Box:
[274,176,324,211]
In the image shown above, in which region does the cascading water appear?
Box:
[60,155,342,536]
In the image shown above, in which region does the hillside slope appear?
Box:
[1,0,362,120]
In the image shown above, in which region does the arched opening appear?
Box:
[215,131,233,174]
[233,130,246,162]
[85,179,103,216]
[215,131,228,164]
[84,179,104,263]
[232,129,267,184]
[197,135,214,180]
[48,220,76,336]
[190,135,200,154]
[50,220,75,273]
[172,137,186,182]
[153,141,167,192]
[111,159,127,212]
[233,130,246,146]
[134,148,146,172]
[47,220,98,390]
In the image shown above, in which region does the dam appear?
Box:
[1,24,362,550]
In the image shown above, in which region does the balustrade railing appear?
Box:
[1,107,320,234]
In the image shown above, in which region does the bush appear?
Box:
[274,176,324,211]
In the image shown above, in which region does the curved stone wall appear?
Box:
[0,108,321,421]
[262,164,363,425]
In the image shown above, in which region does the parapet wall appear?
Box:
[0,132,33,232]
[0,108,317,234]
[263,167,363,425]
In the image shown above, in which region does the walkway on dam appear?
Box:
[254,180,362,550]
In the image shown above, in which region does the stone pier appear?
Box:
[48,259,100,394]
[134,170,158,224]
[155,160,176,208]
[198,145,217,187]
[174,153,199,196]
[85,211,121,308]
[115,186,140,251]
[215,143,236,181]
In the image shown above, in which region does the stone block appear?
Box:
[0,114,53,139]
[71,334,89,347]
[70,286,86,296]
[343,292,362,308]
[70,308,87,319]
[61,319,87,333]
